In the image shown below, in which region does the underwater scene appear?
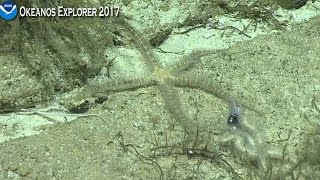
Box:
[0,0,320,179]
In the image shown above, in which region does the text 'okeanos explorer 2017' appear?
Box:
[19,6,120,17]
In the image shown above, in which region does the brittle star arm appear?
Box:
[113,17,161,72]
[168,74,263,115]
[168,74,233,103]
[158,84,198,134]
[69,76,158,101]
[95,76,158,92]
[170,50,219,75]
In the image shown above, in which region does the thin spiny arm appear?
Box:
[169,74,232,103]
[158,84,198,134]
[68,76,158,101]
[169,74,263,115]
[93,76,158,93]
[114,18,160,71]
[170,50,218,75]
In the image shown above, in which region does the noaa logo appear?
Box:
[0,1,18,21]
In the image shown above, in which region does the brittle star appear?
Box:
[64,17,262,139]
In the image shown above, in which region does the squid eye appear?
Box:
[227,114,241,129]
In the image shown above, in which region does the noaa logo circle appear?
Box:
[0,1,18,21]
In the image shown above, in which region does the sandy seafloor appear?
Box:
[0,1,320,179]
